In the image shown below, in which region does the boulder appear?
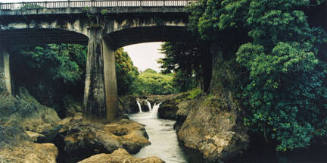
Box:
[0,142,58,163]
[78,148,164,163]
[177,95,249,162]
[118,95,139,114]
[0,91,61,163]
[0,89,61,143]
[56,114,150,162]
[158,100,178,120]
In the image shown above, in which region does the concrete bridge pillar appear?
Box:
[0,47,12,95]
[83,28,118,121]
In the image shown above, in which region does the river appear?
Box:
[129,107,190,163]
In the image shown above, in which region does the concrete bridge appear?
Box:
[0,0,193,121]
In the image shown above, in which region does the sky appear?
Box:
[2,0,165,72]
[124,42,164,72]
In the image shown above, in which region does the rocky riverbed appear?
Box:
[0,91,163,163]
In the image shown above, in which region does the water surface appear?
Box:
[129,111,189,163]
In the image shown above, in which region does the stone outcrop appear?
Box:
[0,89,61,143]
[0,142,58,163]
[0,90,61,163]
[176,95,249,162]
[56,114,150,162]
[118,95,139,114]
[158,100,178,120]
[78,148,164,163]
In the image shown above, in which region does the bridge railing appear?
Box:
[0,0,193,11]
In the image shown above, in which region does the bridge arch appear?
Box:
[0,0,192,121]
[104,26,190,49]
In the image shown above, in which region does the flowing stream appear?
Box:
[129,102,189,163]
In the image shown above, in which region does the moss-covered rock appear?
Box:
[158,100,178,120]
[56,114,150,162]
[0,89,60,135]
[0,142,58,163]
[0,88,62,163]
[118,95,139,114]
[177,95,249,162]
[78,148,164,163]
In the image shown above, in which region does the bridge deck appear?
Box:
[0,0,192,14]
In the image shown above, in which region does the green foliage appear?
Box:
[159,41,211,92]
[12,45,138,116]
[188,0,327,151]
[11,44,87,117]
[115,48,139,96]
[131,69,176,95]
[186,88,202,100]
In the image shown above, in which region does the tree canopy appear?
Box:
[175,0,327,151]
[131,68,176,95]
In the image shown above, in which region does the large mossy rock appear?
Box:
[56,114,150,162]
[177,95,249,162]
[0,89,60,136]
[78,148,164,163]
[0,142,58,163]
[0,90,61,163]
[0,126,58,163]
[158,100,178,120]
[118,95,139,114]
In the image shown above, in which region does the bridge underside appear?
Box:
[0,29,88,46]
[106,26,191,49]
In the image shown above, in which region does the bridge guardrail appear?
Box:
[0,0,193,11]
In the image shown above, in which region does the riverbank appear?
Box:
[152,91,327,163]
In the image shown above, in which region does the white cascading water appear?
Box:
[136,100,143,113]
[151,103,161,118]
[129,101,190,162]
[146,100,152,111]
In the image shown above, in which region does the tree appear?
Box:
[11,44,87,117]
[114,48,139,96]
[131,69,176,95]
[159,41,211,92]
[188,0,327,151]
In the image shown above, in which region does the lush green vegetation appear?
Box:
[115,48,139,96]
[181,0,327,151]
[131,68,176,95]
[11,44,86,117]
[159,42,211,92]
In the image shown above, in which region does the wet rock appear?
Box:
[174,100,193,131]
[0,91,61,163]
[57,114,150,162]
[177,96,249,162]
[0,142,58,163]
[118,95,139,114]
[78,148,164,163]
[0,89,61,143]
[25,131,45,142]
[158,100,178,120]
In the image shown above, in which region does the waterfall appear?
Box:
[146,100,152,111]
[136,100,143,113]
[151,102,161,118]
